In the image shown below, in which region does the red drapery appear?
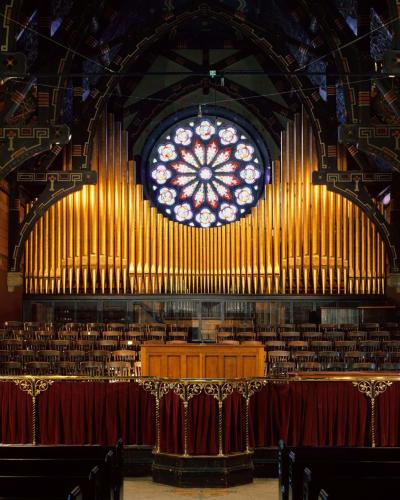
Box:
[38,381,155,445]
[1,380,392,449]
[376,381,400,446]
[0,382,32,444]
[249,382,370,447]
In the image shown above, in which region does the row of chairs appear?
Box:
[218,322,399,333]
[0,359,140,376]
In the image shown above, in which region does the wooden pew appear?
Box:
[278,442,400,500]
[0,466,99,499]
[303,464,400,500]
[0,442,123,500]
[315,476,400,500]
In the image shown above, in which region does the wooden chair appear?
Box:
[119,339,140,351]
[133,361,142,376]
[298,323,317,332]
[278,324,296,332]
[265,340,286,350]
[25,361,51,375]
[280,332,301,342]
[168,331,188,342]
[219,340,240,345]
[343,351,366,366]
[339,323,359,332]
[102,331,121,341]
[106,323,126,332]
[335,340,358,352]
[1,339,23,351]
[267,350,290,364]
[4,321,23,330]
[37,350,61,370]
[146,331,166,342]
[369,331,390,341]
[14,349,36,368]
[0,361,22,374]
[319,324,338,332]
[383,340,400,352]
[80,331,100,341]
[166,340,187,344]
[352,362,376,371]
[217,332,235,342]
[275,361,296,373]
[381,362,400,371]
[287,340,309,351]
[97,339,118,350]
[298,361,322,371]
[106,361,131,377]
[0,350,10,361]
[55,361,77,375]
[318,351,340,370]
[324,331,345,342]
[125,331,144,343]
[310,341,333,352]
[49,339,70,351]
[59,331,79,341]
[63,350,86,366]
[75,339,95,351]
[240,340,262,345]
[35,330,53,341]
[80,361,104,376]
[359,340,381,352]
[86,350,111,364]
[347,331,367,341]
[291,351,316,365]
[361,323,380,331]
[236,331,256,341]
[303,332,322,341]
[257,331,277,343]
[111,350,136,363]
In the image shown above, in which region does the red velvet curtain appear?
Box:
[38,381,155,445]
[0,382,32,443]
[249,382,370,447]
[375,382,400,446]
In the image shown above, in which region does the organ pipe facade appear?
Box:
[24,110,387,295]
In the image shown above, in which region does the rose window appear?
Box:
[144,113,267,228]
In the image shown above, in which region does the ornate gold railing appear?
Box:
[1,374,398,449]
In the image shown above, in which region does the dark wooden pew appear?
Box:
[278,442,400,500]
[0,459,112,500]
[0,441,123,500]
[0,466,99,499]
[303,464,400,500]
[314,475,400,500]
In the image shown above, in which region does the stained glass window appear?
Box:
[144,113,268,228]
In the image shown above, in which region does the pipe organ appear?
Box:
[24,110,386,295]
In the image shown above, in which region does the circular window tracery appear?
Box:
[144,111,269,228]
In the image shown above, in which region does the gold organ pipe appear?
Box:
[43,208,49,293]
[128,161,136,293]
[107,115,115,293]
[135,184,143,293]
[354,205,361,294]
[143,200,150,293]
[302,109,310,294]
[366,218,372,294]
[121,133,128,294]
[163,217,169,293]
[90,131,99,294]
[328,191,335,294]
[114,121,122,294]
[295,114,302,294]
[24,109,387,296]
[157,213,163,293]
[287,123,295,294]
[272,160,281,293]
[348,201,354,294]
[311,137,320,294]
[98,114,107,293]
[50,204,56,294]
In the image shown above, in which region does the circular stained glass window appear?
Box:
[142,109,269,228]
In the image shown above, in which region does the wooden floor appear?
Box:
[124,478,279,499]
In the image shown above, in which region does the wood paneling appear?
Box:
[141,344,265,378]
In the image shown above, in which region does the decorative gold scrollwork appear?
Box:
[352,380,393,448]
